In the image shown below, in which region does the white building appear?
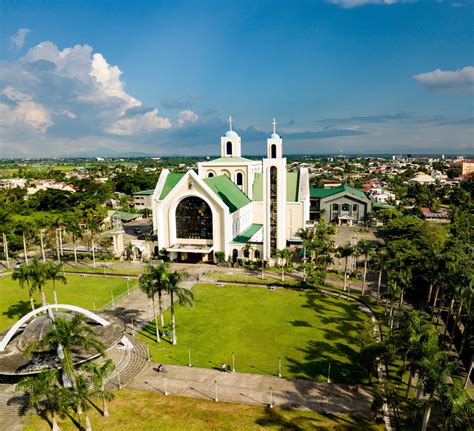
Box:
[408,172,436,185]
[151,118,310,263]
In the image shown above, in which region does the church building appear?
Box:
[151,118,310,263]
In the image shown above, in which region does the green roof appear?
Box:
[208,157,254,163]
[252,171,300,202]
[232,223,263,244]
[203,175,251,213]
[134,189,154,196]
[310,185,368,200]
[159,172,186,200]
[107,210,141,221]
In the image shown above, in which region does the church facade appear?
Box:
[151,119,310,263]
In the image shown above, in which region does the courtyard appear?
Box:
[138,283,371,384]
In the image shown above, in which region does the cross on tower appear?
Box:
[272,117,277,134]
[228,115,233,131]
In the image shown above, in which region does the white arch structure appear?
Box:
[0,304,110,352]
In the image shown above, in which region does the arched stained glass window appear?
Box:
[176,197,212,239]
[226,141,232,155]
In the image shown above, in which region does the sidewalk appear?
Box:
[129,363,372,415]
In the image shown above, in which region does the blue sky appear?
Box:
[0,0,473,157]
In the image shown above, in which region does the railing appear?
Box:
[97,282,139,311]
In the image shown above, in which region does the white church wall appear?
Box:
[286,202,304,239]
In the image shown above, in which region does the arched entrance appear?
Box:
[232,249,238,263]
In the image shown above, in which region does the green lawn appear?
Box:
[23,388,383,430]
[206,272,299,286]
[0,274,134,330]
[138,283,371,383]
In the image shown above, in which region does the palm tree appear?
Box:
[28,258,50,307]
[18,220,36,264]
[356,239,375,296]
[296,227,313,281]
[45,262,67,304]
[16,369,67,431]
[81,359,115,417]
[139,270,161,342]
[336,242,354,292]
[12,263,35,311]
[164,270,193,345]
[276,249,292,282]
[372,245,388,302]
[73,375,95,431]
[25,314,105,387]
[439,381,473,430]
[64,212,82,263]
[0,209,11,268]
[243,243,253,268]
[142,263,170,330]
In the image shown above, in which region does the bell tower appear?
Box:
[220,115,242,158]
[263,118,286,260]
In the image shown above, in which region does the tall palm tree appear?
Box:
[356,239,375,296]
[243,243,253,268]
[64,212,82,263]
[139,270,161,342]
[276,249,292,282]
[12,263,35,311]
[372,245,388,302]
[73,375,96,431]
[28,258,49,307]
[0,209,11,268]
[45,262,67,304]
[81,359,115,417]
[336,242,354,292]
[25,314,105,387]
[164,270,192,345]
[439,381,473,430]
[16,369,67,431]
[296,227,313,281]
[142,263,170,330]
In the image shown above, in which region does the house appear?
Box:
[133,189,154,213]
[309,185,371,226]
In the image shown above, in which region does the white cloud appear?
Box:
[0,40,173,154]
[9,28,30,49]
[107,109,172,135]
[413,66,474,95]
[178,109,199,126]
[327,0,408,7]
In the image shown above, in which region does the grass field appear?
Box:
[206,272,299,286]
[0,274,134,330]
[138,283,370,383]
[23,388,383,430]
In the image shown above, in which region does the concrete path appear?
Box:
[129,363,372,415]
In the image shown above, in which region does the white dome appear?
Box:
[225,130,239,138]
[271,133,280,139]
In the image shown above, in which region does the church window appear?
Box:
[270,166,278,256]
[232,249,238,263]
[254,249,260,259]
[341,203,350,216]
[226,141,232,155]
[243,248,249,258]
[176,197,212,239]
[271,144,277,159]
[236,172,243,186]
[353,204,358,212]
[208,172,214,178]
[332,203,339,212]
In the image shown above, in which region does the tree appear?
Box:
[142,263,170,330]
[439,381,473,430]
[45,263,67,304]
[276,249,292,282]
[372,245,388,301]
[243,243,253,268]
[357,343,389,384]
[81,359,115,417]
[25,315,105,387]
[296,227,313,281]
[356,239,375,296]
[16,369,68,431]
[163,270,193,345]
[12,262,36,310]
[139,270,161,343]
[336,243,354,292]
[64,212,82,263]
[28,257,49,307]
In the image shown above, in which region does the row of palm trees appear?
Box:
[1,207,105,269]
[139,262,194,345]
[17,314,115,431]
[12,258,67,310]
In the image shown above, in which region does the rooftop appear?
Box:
[232,223,263,244]
[252,171,300,202]
[203,175,251,213]
[205,156,255,164]
[133,189,154,196]
[310,185,368,200]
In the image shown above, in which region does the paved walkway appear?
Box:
[129,363,372,414]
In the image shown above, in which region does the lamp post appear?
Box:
[232,352,235,372]
[214,380,218,402]
[278,356,282,378]
[147,345,151,362]
[327,363,331,383]
[188,346,192,367]
[164,376,168,396]
[111,289,114,306]
[269,387,273,408]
